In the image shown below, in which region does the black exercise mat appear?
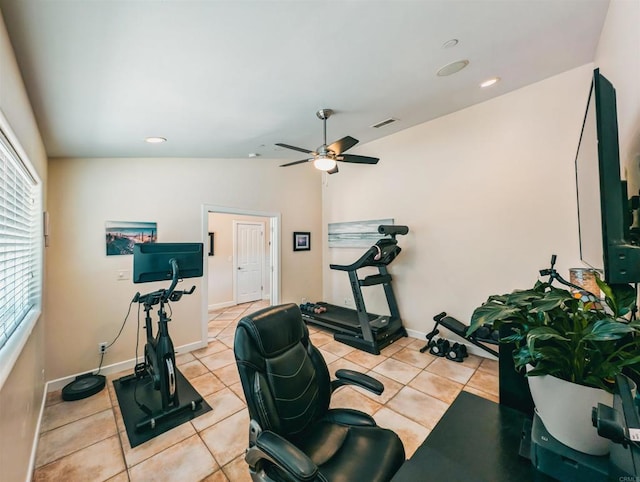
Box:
[113,369,211,448]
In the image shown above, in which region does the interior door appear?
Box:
[235,221,264,304]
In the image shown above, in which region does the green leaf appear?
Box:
[512,346,534,369]
[596,277,614,302]
[526,326,570,342]
[526,326,570,358]
[610,283,637,316]
[529,289,572,313]
[505,289,544,306]
[616,354,640,367]
[468,302,522,335]
[582,319,636,341]
[500,332,525,344]
[595,279,637,317]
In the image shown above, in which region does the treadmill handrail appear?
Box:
[330,238,401,271]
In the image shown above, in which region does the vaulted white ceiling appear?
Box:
[0,0,609,160]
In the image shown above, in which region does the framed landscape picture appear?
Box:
[105,221,157,256]
[328,218,393,248]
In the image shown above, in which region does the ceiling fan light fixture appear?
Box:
[314,155,337,171]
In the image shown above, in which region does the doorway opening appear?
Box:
[201,205,280,343]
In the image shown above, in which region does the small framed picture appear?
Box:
[293,232,311,251]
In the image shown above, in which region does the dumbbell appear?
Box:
[429,338,450,357]
[446,343,468,362]
[474,325,492,340]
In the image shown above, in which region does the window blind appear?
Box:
[0,129,40,351]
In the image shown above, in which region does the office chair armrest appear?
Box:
[332,369,384,395]
[248,430,320,482]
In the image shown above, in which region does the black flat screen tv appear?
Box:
[575,69,640,284]
[133,242,204,283]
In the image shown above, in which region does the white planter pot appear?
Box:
[527,370,613,456]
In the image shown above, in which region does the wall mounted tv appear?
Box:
[575,68,640,284]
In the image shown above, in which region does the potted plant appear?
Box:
[467,264,640,455]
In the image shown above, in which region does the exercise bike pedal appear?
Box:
[445,342,468,362]
[429,338,450,357]
[134,362,147,378]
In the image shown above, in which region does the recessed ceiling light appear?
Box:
[480,77,501,88]
[144,136,167,144]
[436,59,469,77]
[442,39,459,49]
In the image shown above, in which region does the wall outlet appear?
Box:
[301,297,307,304]
[99,342,108,354]
[116,270,130,281]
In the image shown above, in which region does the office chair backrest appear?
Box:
[234,303,332,438]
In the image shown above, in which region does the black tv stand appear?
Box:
[301,225,408,354]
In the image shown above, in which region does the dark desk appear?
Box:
[392,391,545,482]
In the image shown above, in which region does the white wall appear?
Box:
[46,157,322,381]
[323,64,593,340]
[322,0,640,346]
[0,9,48,482]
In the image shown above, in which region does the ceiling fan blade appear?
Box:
[327,136,359,155]
[339,154,379,164]
[275,143,313,154]
[327,164,339,175]
[280,158,312,167]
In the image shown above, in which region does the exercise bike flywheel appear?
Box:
[166,358,176,398]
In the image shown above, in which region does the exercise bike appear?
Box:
[116,244,204,433]
[132,263,196,422]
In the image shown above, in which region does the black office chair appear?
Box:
[234,303,406,482]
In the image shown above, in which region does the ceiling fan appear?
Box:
[277,109,379,174]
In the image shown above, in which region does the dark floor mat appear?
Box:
[113,369,211,448]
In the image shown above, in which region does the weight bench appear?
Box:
[420,312,499,358]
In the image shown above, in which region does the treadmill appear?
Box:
[301,225,408,354]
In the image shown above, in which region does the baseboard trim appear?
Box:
[27,381,48,482]
[45,340,207,392]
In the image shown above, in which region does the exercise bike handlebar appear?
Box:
[165,258,181,300]
[133,259,196,306]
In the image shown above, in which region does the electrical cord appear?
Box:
[96,298,135,375]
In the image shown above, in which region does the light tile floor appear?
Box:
[33,301,499,481]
